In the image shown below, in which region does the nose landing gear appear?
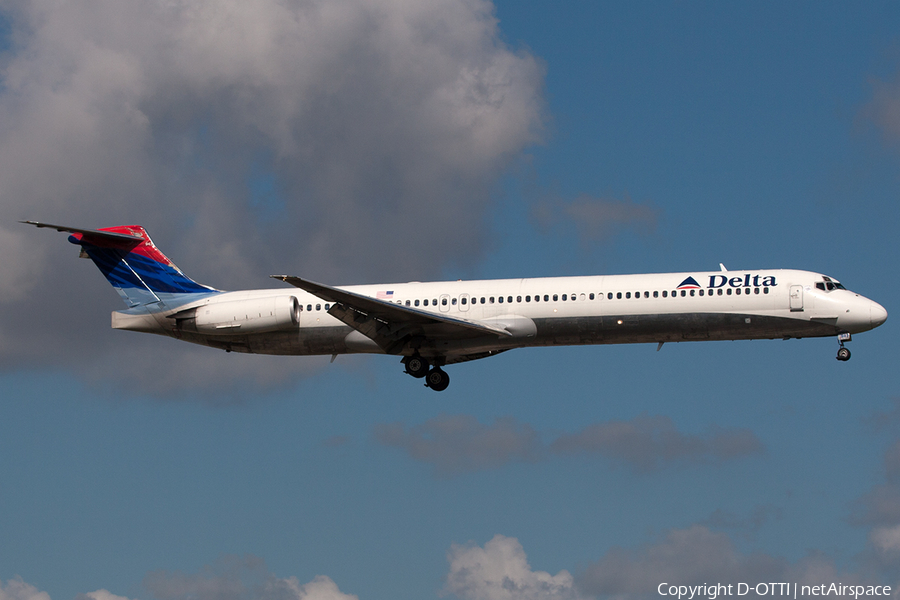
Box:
[836,333,851,361]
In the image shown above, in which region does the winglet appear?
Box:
[719,263,728,272]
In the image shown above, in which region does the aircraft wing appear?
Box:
[272,275,512,354]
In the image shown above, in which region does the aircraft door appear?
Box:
[459,293,470,312]
[439,294,451,313]
[790,285,803,311]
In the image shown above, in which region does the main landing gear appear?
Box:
[402,355,450,391]
[836,332,851,362]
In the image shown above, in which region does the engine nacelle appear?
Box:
[177,295,301,335]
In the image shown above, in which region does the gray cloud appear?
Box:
[550,414,764,472]
[374,413,763,476]
[0,0,544,394]
[700,505,783,541]
[531,194,659,244]
[864,74,900,144]
[374,414,543,477]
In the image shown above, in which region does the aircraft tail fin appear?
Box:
[23,221,217,308]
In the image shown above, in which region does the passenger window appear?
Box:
[562,294,567,301]
[764,287,769,294]
[690,290,695,297]
[405,300,410,306]
[481,297,486,304]
[517,296,522,303]
[590,293,595,300]
[736,288,741,295]
[490,297,495,304]
[526,295,531,302]
[680,290,686,297]
[617,292,622,299]
[307,304,312,311]
[643,291,649,298]
[509,296,513,303]
[745,288,750,295]
[543,295,549,302]
[608,293,614,300]
[717,289,723,296]
[498,296,504,304]
[423,299,429,306]
[662,291,667,298]
[461,297,466,305]
[442,298,447,306]
[534,295,540,302]
[699,290,704,296]
[727,289,732,295]
[754,288,760,294]
[452,298,457,305]
[626,292,631,299]
[325,304,330,310]
[316,304,321,311]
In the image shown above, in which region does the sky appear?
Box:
[0,1,899,599]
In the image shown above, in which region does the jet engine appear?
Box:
[175,295,301,335]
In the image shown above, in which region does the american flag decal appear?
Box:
[376,290,394,299]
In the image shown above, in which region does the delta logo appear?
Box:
[676,277,701,289]
[677,274,778,289]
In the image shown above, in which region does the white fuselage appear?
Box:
[112,268,887,361]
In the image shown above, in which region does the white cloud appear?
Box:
[78,591,133,600]
[143,556,356,600]
[0,0,544,394]
[0,579,51,600]
[871,525,900,553]
[445,534,586,600]
[0,567,356,600]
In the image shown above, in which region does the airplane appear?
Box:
[24,221,888,391]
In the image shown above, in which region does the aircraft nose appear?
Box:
[871,301,888,328]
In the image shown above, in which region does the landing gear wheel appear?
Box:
[404,355,430,378]
[837,347,851,361]
[425,368,450,392]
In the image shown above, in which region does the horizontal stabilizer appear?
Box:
[21,221,143,247]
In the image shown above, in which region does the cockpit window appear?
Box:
[817,278,846,292]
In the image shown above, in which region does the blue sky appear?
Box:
[1,2,899,600]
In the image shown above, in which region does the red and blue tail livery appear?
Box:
[23,221,887,391]
[25,221,217,308]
